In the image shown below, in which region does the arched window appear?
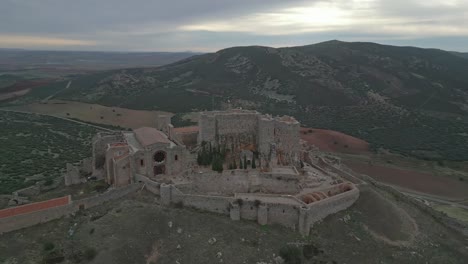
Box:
[140,159,144,167]
[175,155,178,161]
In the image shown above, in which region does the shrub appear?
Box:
[41,251,64,264]
[302,244,320,260]
[279,246,302,264]
[254,199,261,207]
[44,179,54,186]
[43,242,55,251]
[174,201,184,208]
[84,248,97,261]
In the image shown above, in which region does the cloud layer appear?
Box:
[1,0,467,51]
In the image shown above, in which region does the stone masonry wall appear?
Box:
[92,132,123,175]
[306,187,360,225]
[135,174,160,195]
[185,171,300,195]
[162,183,359,236]
[0,184,142,234]
[0,202,75,234]
[273,120,300,165]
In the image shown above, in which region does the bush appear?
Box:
[173,201,184,208]
[44,179,54,186]
[84,248,97,261]
[279,246,302,264]
[254,199,261,207]
[43,242,55,251]
[302,244,320,260]
[41,251,64,264]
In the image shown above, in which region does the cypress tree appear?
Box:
[239,159,243,170]
[252,157,256,169]
[243,155,247,170]
[233,159,237,169]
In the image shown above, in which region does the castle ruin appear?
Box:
[0,110,359,236]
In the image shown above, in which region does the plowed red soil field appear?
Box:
[300,127,371,155]
[1,79,53,93]
[345,160,468,200]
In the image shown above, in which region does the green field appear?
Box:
[0,111,103,194]
[434,205,468,225]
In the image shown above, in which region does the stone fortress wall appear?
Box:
[1,110,359,236]
[198,110,301,166]
[92,132,124,177]
[178,170,301,195]
[0,184,142,234]
[155,178,359,235]
[1,166,359,236]
[199,110,259,149]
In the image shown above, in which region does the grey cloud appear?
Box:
[0,0,312,34]
[0,0,467,52]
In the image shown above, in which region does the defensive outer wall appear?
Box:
[1,173,360,236]
[136,174,359,236]
[0,184,142,234]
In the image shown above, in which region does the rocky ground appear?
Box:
[0,186,467,264]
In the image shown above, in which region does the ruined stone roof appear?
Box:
[276,115,299,124]
[123,132,143,152]
[173,126,199,134]
[133,127,171,147]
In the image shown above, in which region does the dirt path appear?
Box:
[42,80,71,103]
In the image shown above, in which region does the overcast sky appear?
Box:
[1,0,467,52]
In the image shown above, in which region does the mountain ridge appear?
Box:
[11,40,468,160]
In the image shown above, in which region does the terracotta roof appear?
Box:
[0,196,70,219]
[134,127,171,146]
[173,126,199,134]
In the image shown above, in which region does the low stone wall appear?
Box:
[186,170,300,195]
[135,174,160,195]
[74,184,142,210]
[0,196,71,218]
[161,183,359,236]
[0,184,142,234]
[0,196,73,234]
[306,187,359,224]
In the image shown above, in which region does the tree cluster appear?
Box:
[196,142,226,172]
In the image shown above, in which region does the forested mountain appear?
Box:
[47,41,468,160]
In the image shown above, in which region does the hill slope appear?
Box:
[29,41,468,160]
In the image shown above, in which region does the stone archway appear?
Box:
[153,151,167,176]
[153,165,166,175]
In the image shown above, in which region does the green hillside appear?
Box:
[18,41,468,160]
